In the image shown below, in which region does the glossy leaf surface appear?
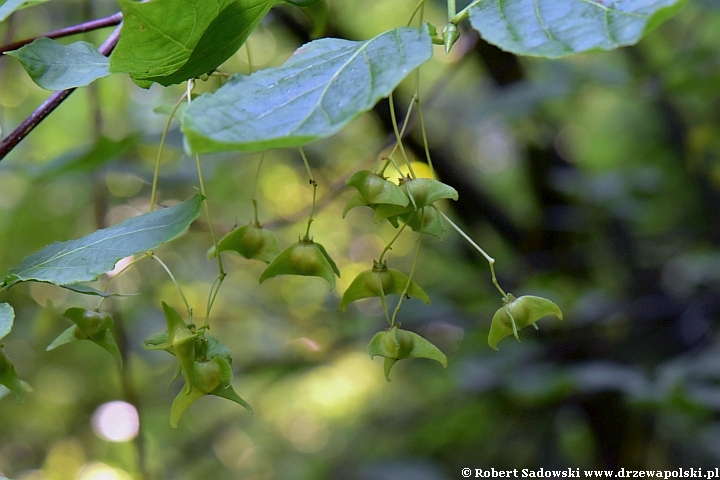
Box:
[182,26,433,153]
[2,195,202,288]
[468,0,684,58]
[6,38,110,90]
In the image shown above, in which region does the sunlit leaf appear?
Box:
[110,0,271,86]
[468,0,685,58]
[143,0,273,86]
[5,38,110,90]
[182,25,433,153]
[1,195,203,289]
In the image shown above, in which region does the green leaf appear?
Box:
[142,0,274,87]
[110,0,271,87]
[0,0,50,22]
[5,38,110,90]
[1,195,203,289]
[182,25,433,153]
[468,0,684,58]
[488,295,563,350]
[30,136,136,181]
[59,284,137,298]
[0,303,13,341]
[0,347,24,402]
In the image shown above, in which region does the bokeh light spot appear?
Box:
[77,462,132,480]
[91,401,139,443]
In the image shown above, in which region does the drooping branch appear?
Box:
[0,12,122,55]
[0,24,122,162]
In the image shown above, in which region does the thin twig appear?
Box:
[0,12,122,55]
[0,23,122,161]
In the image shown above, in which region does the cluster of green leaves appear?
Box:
[0,0,684,428]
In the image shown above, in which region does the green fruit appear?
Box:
[46,308,123,368]
[346,170,409,207]
[340,261,430,311]
[488,295,563,350]
[259,237,340,289]
[208,223,280,263]
[367,326,447,381]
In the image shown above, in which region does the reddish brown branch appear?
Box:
[0,12,122,55]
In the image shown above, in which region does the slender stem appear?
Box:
[439,211,507,298]
[388,93,415,179]
[151,254,193,320]
[380,286,391,327]
[299,147,317,239]
[149,93,187,212]
[451,0,482,24]
[406,0,425,26]
[378,222,408,264]
[245,40,254,75]
[251,154,265,224]
[203,276,224,330]
[390,213,424,326]
[0,24,122,161]
[447,0,457,20]
[96,255,146,309]
[0,12,122,54]
[186,81,224,278]
[414,82,435,178]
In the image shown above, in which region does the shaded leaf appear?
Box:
[468,0,685,58]
[5,38,109,90]
[30,136,136,181]
[59,284,137,298]
[1,195,203,288]
[0,347,24,402]
[182,26,433,153]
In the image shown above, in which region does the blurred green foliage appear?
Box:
[1,0,720,479]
